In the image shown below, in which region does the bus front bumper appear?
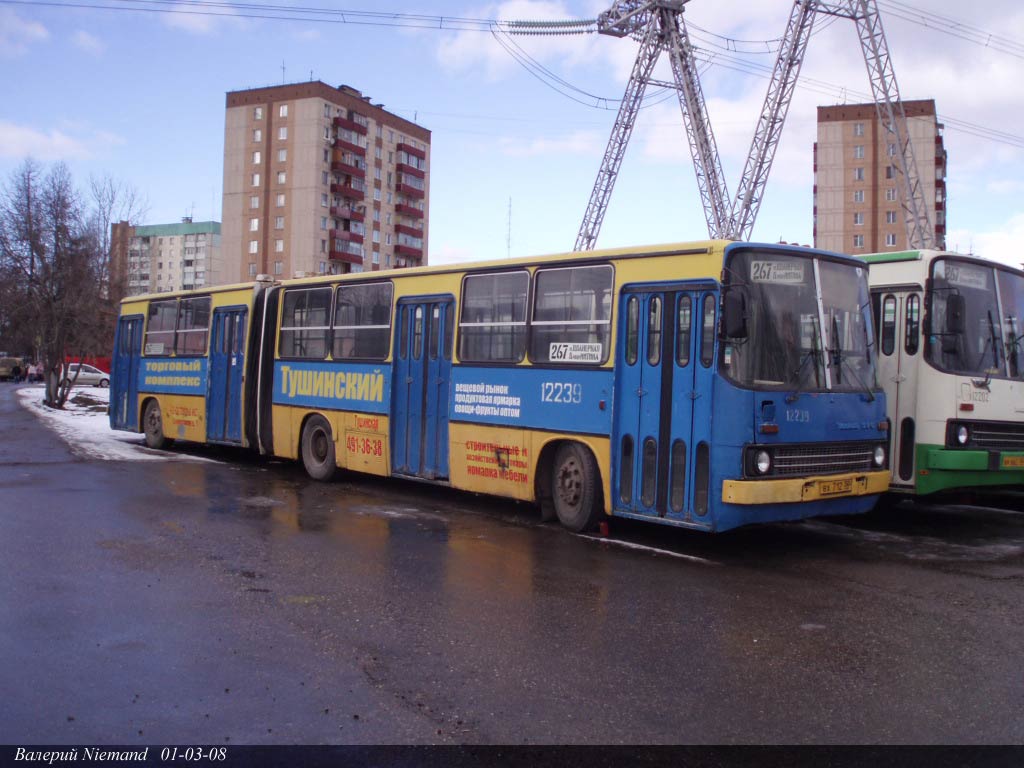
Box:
[722,470,890,505]
[925,448,1024,472]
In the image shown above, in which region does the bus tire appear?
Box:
[301,415,337,481]
[143,400,173,449]
[552,442,602,533]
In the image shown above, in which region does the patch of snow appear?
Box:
[17,386,210,463]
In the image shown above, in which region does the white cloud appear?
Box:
[0,9,48,57]
[947,214,1024,269]
[0,120,124,161]
[72,30,105,56]
[431,243,486,265]
[160,2,244,35]
[498,129,603,157]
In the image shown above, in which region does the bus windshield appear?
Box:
[723,249,876,393]
[926,258,1024,378]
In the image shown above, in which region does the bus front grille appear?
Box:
[772,442,878,477]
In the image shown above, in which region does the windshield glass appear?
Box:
[819,260,877,392]
[723,250,826,389]
[997,268,1024,379]
[927,259,1003,377]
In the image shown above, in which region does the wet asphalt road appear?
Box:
[1,383,1023,745]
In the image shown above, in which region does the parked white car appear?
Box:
[64,363,110,388]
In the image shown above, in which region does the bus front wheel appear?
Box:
[552,442,602,533]
[301,415,337,481]
[143,400,173,449]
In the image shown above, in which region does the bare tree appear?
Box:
[0,160,108,407]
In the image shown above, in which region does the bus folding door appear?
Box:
[111,314,143,431]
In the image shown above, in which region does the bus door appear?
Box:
[111,314,143,431]
[207,306,247,444]
[614,286,717,522]
[392,297,454,480]
[875,290,921,486]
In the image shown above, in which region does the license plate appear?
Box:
[1003,456,1024,468]
[819,478,853,496]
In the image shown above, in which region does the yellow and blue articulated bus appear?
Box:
[111,240,890,532]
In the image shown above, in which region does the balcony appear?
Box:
[396,162,425,180]
[395,243,424,259]
[395,223,423,238]
[397,142,426,160]
[331,205,365,221]
[396,183,425,200]
[331,160,366,178]
[395,203,423,219]
[331,229,364,244]
[329,249,363,266]
[333,116,368,135]
[333,137,366,156]
[330,183,365,200]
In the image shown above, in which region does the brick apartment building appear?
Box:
[221,81,430,282]
[813,99,947,254]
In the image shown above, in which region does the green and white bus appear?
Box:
[865,250,1024,496]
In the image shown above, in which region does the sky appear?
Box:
[2,0,1023,269]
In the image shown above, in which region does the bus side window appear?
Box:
[882,295,897,356]
[700,294,715,367]
[647,296,662,366]
[904,294,920,355]
[625,295,639,365]
[676,295,692,367]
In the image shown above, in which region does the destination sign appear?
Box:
[750,260,806,284]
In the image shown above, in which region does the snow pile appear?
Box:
[17,386,204,463]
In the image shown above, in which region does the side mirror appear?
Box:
[945,293,966,335]
[723,290,748,339]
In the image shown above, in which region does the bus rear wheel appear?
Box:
[143,400,173,449]
[552,442,602,533]
[301,415,337,481]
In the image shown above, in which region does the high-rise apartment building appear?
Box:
[813,100,946,254]
[111,218,222,297]
[221,82,430,282]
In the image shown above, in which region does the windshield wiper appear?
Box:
[785,321,822,404]
[828,315,875,402]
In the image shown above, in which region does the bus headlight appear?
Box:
[957,425,969,445]
[755,450,772,475]
[873,445,886,467]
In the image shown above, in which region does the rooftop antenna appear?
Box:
[281,61,286,83]
[506,197,512,259]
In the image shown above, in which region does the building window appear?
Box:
[321,239,326,253]
[319,261,327,274]
[274,261,283,275]
[252,150,261,164]
[320,217,328,230]
[253,129,262,142]
[853,234,864,248]
[249,218,259,232]
[278,126,287,140]
[853,167,864,182]
[853,122,864,136]
[374,188,381,202]
[279,104,288,118]
[372,230,380,244]
[373,208,380,222]
[249,263,257,277]
[276,193,286,207]
[375,167,382,181]
[250,195,259,209]
[323,125,331,140]
[886,233,898,247]
[324,104,331,118]
[888,142,897,157]
[275,216,284,230]
[321,193,328,207]
[853,190,864,203]
[886,188,897,202]
[275,239,284,253]
[252,173,260,186]
[853,145,864,159]
[886,211,898,224]
[372,251,380,265]
[323,149,329,163]
[886,165,896,179]
[254,107,263,120]
[249,240,258,254]
[388,130,394,142]
[278,149,287,162]
[322,171,329,185]
[854,212,864,226]
[386,233,392,246]
[277,171,286,184]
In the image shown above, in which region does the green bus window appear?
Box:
[882,295,896,356]
[904,294,920,356]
